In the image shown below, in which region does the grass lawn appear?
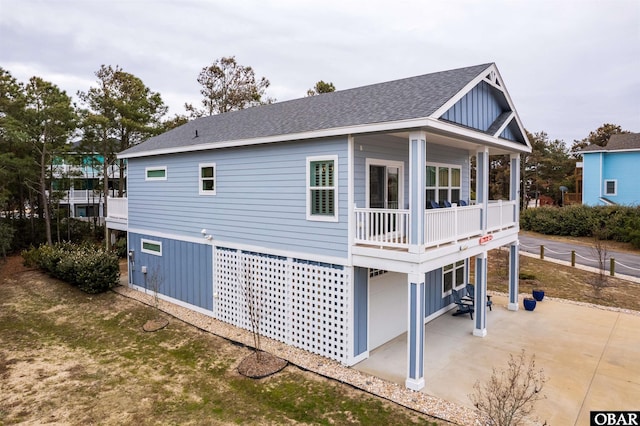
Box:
[0,256,444,425]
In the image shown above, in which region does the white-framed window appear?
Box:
[199,163,216,195]
[426,163,461,208]
[442,260,465,296]
[145,166,167,181]
[306,155,338,222]
[604,180,617,196]
[141,239,162,256]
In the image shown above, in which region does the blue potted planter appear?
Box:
[532,289,545,301]
[523,298,537,311]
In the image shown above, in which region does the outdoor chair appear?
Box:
[465,283,493,311]
[451,290,474,319]
[444,200,452,207]
[458,200,467,206]
[429,200,440,209]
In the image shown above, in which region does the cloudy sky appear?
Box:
[1,0,638,144]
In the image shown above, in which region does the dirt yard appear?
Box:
[0,256,442,425]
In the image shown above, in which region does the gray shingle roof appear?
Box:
[121,63,493,157]
[581,133,640,152]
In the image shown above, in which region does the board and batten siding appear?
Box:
[129,233,213,311]
[127,138,349,258]
[353,135,470,209]
[441,80,505,133]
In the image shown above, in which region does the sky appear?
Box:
[1,0,639,145]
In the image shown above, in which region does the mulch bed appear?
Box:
[237,351,288,379]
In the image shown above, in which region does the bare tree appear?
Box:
[589,227,610,297]
[237,255,264,361]
[470,350,547,426]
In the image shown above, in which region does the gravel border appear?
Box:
[112,284,476,425]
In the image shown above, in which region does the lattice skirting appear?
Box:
[214,247,351,363]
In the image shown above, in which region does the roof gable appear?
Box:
[581,133,640,153]
[121,63,529,158]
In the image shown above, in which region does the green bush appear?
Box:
[21,243,119,294]
[520,205,640,243]
[114,237,128,258]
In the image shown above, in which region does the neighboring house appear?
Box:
[107,63,530,391]
[580,133,640,206]
[51,149,124,219]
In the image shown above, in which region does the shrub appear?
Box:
[21,243,119,294]
[114,237,128,258]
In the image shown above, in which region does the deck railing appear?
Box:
[107,197,128,220]
[424,204,483,247]
[354,208,410,248]
[486,200,517,232]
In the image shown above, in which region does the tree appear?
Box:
[306,80,336,96]
[470,350,547,425]
[21,77,77,245]
[78,65,168,243]
[570,123,629,157]
[185,56,272,117]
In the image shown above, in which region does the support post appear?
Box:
[476,148,489,232]
[540,245,545,259]
[508,242,520,311]
[474,253,488,337]
[571,250,576,267]
[510,154,521,220]
[408,132,426,253]
[610,258,615,276]
[406,273,425,390]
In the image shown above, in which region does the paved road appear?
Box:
[518,233,640,279]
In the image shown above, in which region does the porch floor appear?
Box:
[353,294,640,426]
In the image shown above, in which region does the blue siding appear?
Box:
[582,153,601,206]
[129,233,213,310]
[441,81,505,132]
[583,151,640,206]
[127,138,349,258]
[424,269,450,317]
[353,267,368,356]
[353,135,470,208]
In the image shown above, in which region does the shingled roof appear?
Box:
[121,63,496,158]
[581,133,640,152]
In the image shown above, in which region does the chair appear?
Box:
[451,290,474,319]
[443,200,452,207]
[429,200,440,209]
[465,283,493,311]
[459,200,467,206]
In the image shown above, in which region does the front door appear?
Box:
[367,160,404,239]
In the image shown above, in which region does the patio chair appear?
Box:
[451,290,474,319]
[444,200,452,207]
[465,283,493,311]
[429,200,440,209]
[458,200,467,206]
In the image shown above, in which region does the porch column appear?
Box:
[476,147,489,232]
[510,153,521,220]
[408,131,426,253]
[474,253,488,337]
[508,242,520,311]
[406,273,425,390]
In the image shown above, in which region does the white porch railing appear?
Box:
[354,208,410,248]
[107,197,128,220]
[487,200,517,232]
[424,204,483,248]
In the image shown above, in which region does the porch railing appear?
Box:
[424,204,483,247]
[354,208,410,248]
[107,197,128,220]
[486,200,517,232]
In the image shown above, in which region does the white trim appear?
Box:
[473,328,487,337]
[306,155,339,222]
[604,179,617,196]
[426,161,462,206]
[365,158,405,209]
[198,162,217,195]
[145,166,167,181]
[431,64,493,119]
[141,238,163,256]
[405,377,425,391]
[441,260,465,296]
[491,111,516,138]
[347,136,354,262]
[127,227,211,245]
[130,283,215,317]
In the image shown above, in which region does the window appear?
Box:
[426,163,462,207]
[442,260,465,296]
[145,166,167,181]
[307,156,338,221]
[141,239,162,256]
[199,163,216,195]
[604,180,617,196]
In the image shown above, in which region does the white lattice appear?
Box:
[213,247,350,363]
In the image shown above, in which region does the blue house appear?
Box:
[107,63,530,391]
[580,133,640,206]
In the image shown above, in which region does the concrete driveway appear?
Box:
[354,295,640,425]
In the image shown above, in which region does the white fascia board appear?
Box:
[118,117,431,159]
[490,66,531,150]
[430,64,494,119]
[492,111,516,137]
[579,148,640,154]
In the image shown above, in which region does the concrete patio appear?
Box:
[354,294,640,425]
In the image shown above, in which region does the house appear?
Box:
[580,133,640,206]
[107,63,530,391]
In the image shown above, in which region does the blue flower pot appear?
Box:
[523,298,537,311]
[532,290,545,301]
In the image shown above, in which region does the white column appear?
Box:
[474,252,488,337]
[408,132,426,253]
[508,242,520,311]
[510,153,521,220]
[476,148,489,232]
[406,272,425,390]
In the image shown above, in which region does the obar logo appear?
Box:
[591,412,639,426]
